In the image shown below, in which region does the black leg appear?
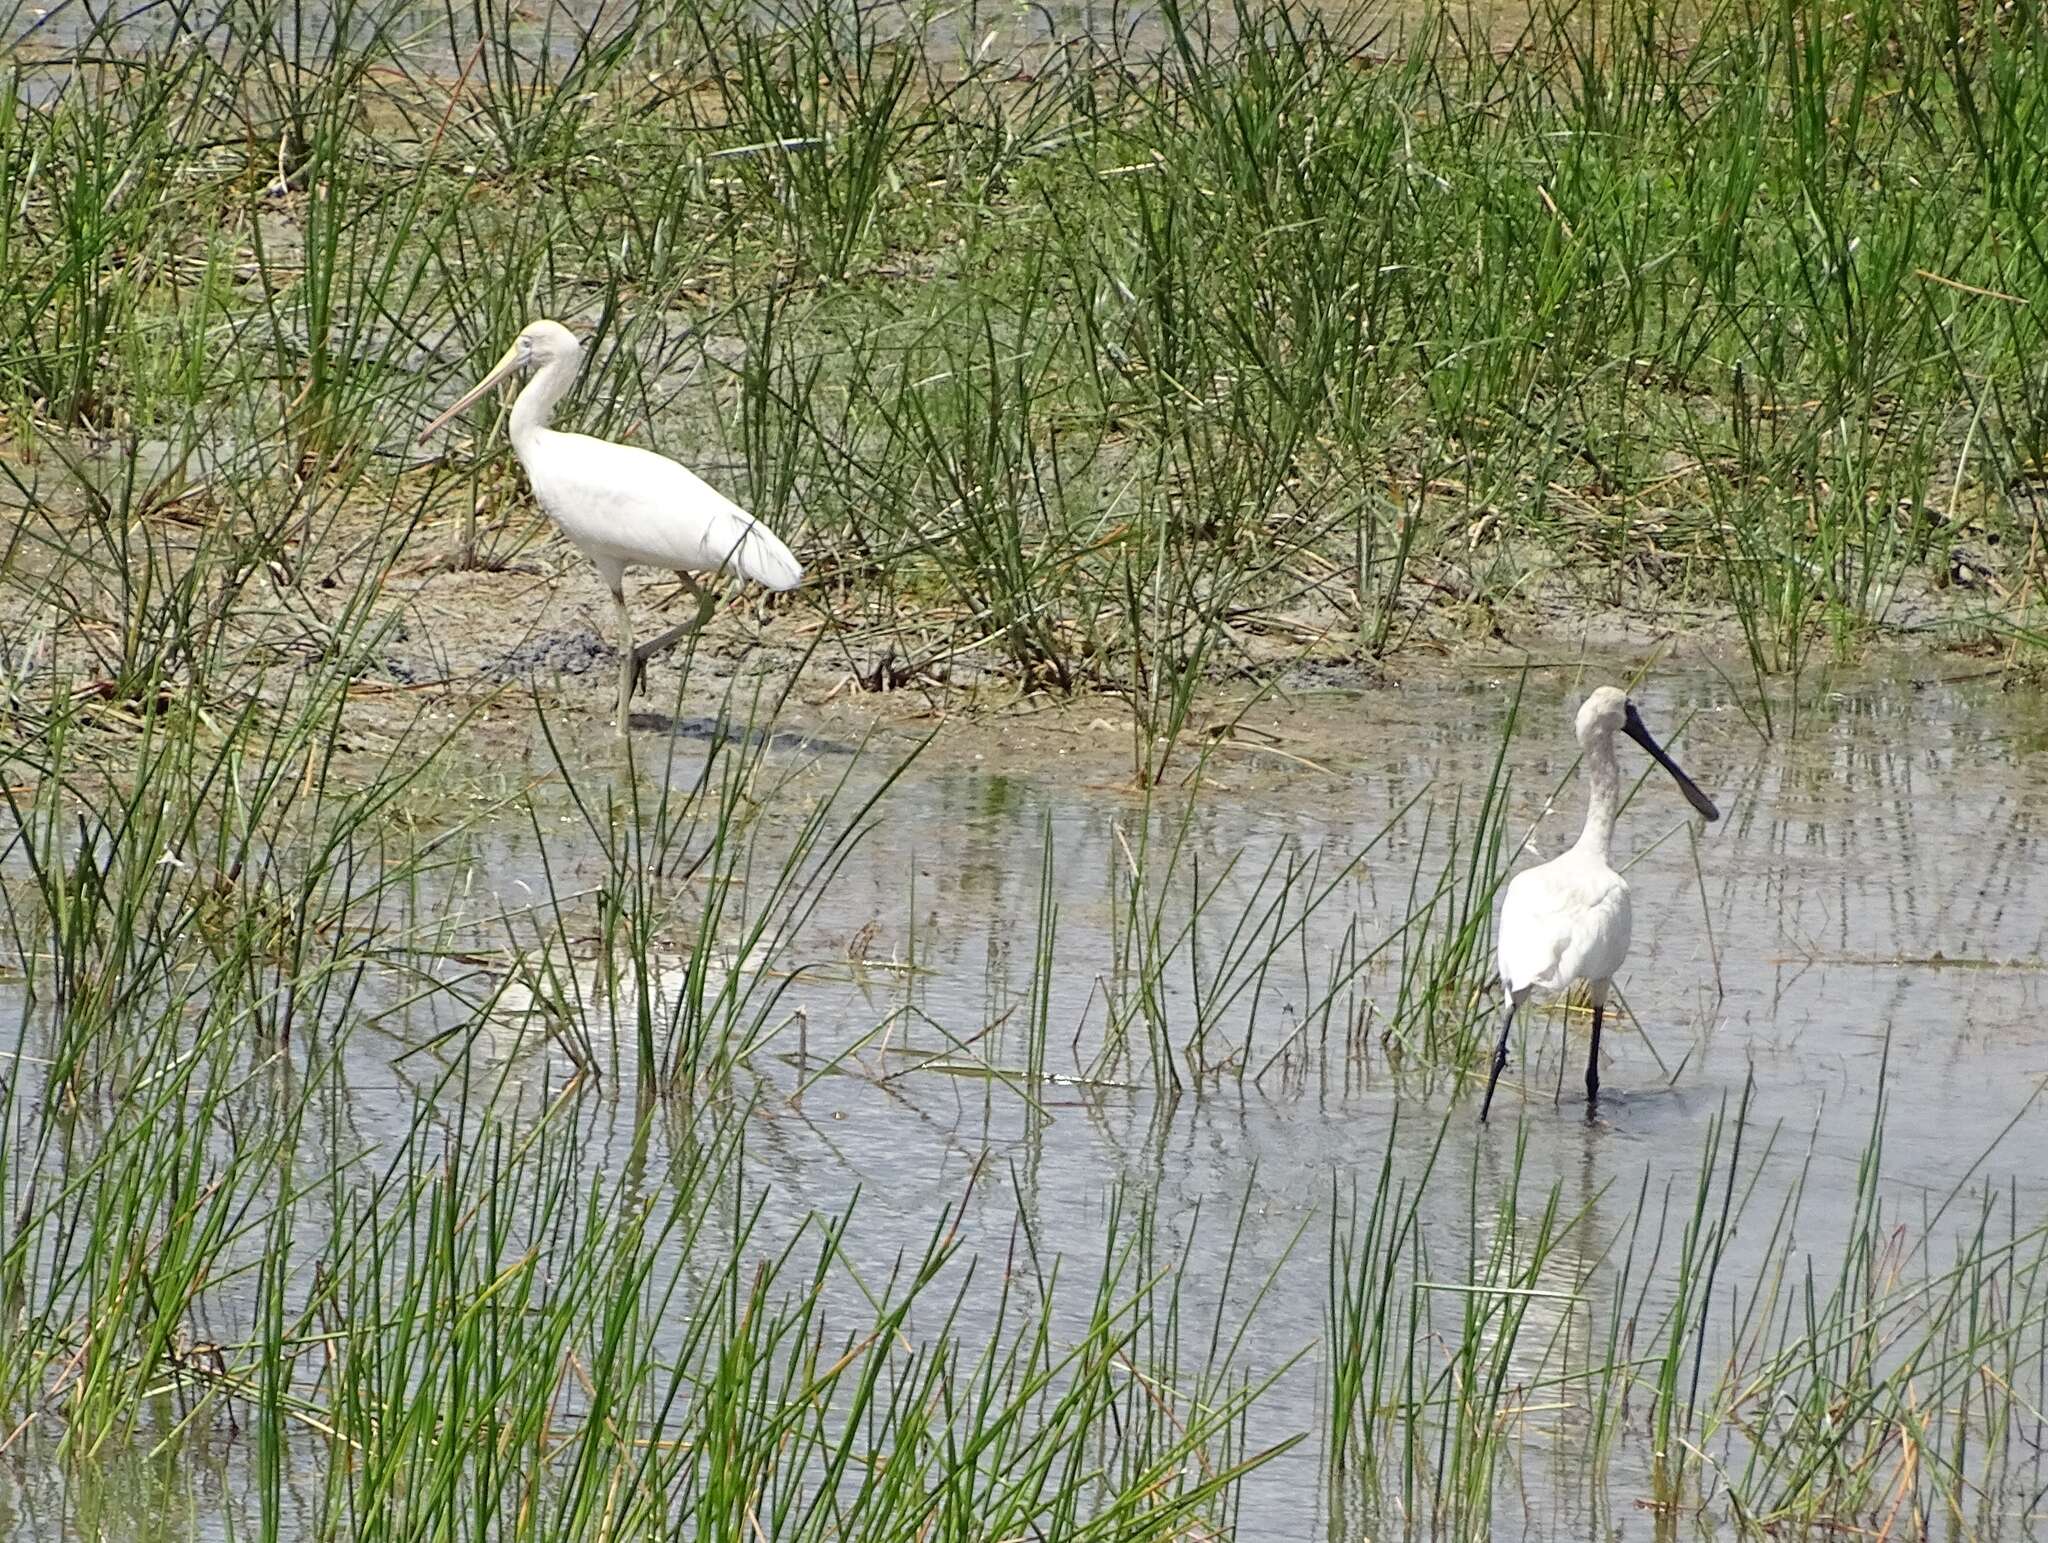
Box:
[627,575,716,699]
[1478,997,1521,1124]
[1585,996,1604,1106]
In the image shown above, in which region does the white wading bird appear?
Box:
[1479,687,1719,1122]
[417,319,802,736]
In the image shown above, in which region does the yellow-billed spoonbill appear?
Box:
[417,319,802,735]
[1479,687,1719,1122]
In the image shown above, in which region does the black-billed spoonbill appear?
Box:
[1478,687,1719,1122]
[417,319,803,736]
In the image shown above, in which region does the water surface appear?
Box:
[6,662,2048,1537]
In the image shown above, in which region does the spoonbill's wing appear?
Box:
[1497,860,1631,994]
[529,432,802,590]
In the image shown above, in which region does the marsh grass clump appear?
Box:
[12,0,2048,731]
[1324,1074,2048,1538]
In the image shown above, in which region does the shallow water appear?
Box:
[8,0,1429,88]
[6,661,2048,1536]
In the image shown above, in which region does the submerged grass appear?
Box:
[1323,1071,2048,1537]
[0,623,1301,1534]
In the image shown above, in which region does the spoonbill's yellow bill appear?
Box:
[1479,687,1719,1122]
[417,319,802,736]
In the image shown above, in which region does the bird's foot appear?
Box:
[628,639,672,697]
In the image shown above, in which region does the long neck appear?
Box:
[1572,726,1621,861]
[509,352,578,453]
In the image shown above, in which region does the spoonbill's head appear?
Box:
[508,318,581,368]
[1578,686,1721,823]
[1573,686,1630,744]
[418,319,580,442]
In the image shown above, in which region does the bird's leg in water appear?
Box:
[612,587,636,738]
[1479,994,1524,1123]
[628,572,717,696]
[1585,982,1608,1107]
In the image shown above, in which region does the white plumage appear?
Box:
[524,433,802,595]
[418,319,801,735]
[1479,687,1719,1122]
[1497,856,1632,999]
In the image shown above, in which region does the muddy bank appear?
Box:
[328,505,2022,785]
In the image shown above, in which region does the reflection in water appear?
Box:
[5,668,2048,1537]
